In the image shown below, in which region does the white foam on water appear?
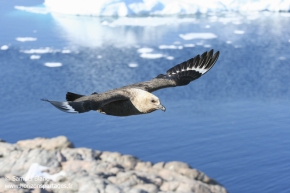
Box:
[166,56,174,60]
[205,25,211,28]
[16,37,37,42]
[30,55,41,60]
[44,62,62,67]
[173,41,181,44]
[97,55,102,59]
[234,30,245,34]
[226,41,232,44]
[159,45,178,49]
[196,42,204,46]
[234,45,242,48]
[204,44,211,48]
[128,63,138,68]
[137,47,154,53]
[1,45,9,50]
[184,44,195,47]
[179,33,217,40]
[140,53,163,59]
[288,39,290,43]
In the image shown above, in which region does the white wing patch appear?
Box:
[42,99,79,113]
[169,66,208,75]
[186,66,208,74]
[59,102,79,113]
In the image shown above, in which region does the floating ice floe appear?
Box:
[20,47,71,54]
[30,55,41,60]
[179,33,217,40]
[234,30,245,34]
[204,44,211,48]
[166,56,174,60]
[21,48,53,54]
[24,163,66,182]
[137,47,153,54]
[128,63,138,68]
[62,49,71,54]
[159,45,178,49]
[184,44,195,47]
[44,62,62,67]
[140,53,163,59]
[1,45,9,50]
[205,25,211,28]
[16,37,37,42]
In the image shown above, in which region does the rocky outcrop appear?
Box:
[0,136,227,193]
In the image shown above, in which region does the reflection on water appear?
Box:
[52,14,199,47]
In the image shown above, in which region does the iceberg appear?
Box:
[42,0,290,16]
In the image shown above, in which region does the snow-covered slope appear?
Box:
[44,0,290,16]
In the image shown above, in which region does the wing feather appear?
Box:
[125,49,219,93]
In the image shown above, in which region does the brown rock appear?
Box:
[17,136,74,150]
[164,161,190,171]
[135,162,152,172]
[60,148,101,161]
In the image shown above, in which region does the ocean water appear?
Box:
[1,1,290,193]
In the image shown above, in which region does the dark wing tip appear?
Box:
[166,49,220,76]
[162,49,220,86]
[66,92,85,101]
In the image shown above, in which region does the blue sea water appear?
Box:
[1,1,290,193]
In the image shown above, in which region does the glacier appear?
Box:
[43,0,290,16]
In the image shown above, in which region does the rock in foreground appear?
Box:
[0,136,227,193]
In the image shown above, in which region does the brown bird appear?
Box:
[42,49,219,116]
